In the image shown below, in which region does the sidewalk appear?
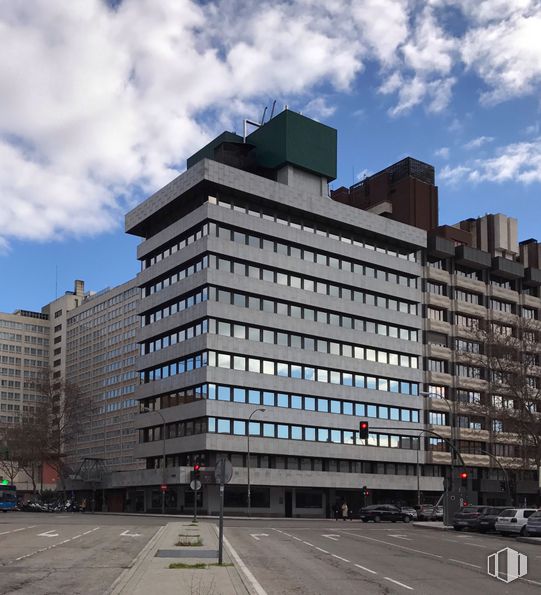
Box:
[108,520,251,595]
[412,521,452,530]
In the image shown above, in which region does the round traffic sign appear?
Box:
[190,479,202,491]
[214,458,233,484]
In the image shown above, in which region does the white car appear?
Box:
[495,508,537,536]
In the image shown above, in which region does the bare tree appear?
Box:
[32,369,84,496]
[0,425,20,485]
[462,317,541,477]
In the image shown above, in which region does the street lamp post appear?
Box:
[142,406,166,514]
[247,408,265,518]
[420,391,459,525]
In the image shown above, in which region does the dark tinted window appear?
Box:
[500,509,516,517]
[524,510,536,518]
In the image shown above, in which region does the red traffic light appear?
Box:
[359,421,369,439]
[459,471,468,480]
[194,464,201,472]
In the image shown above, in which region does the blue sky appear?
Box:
[1,0,541,312]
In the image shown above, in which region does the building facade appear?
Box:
[125,110,444,516]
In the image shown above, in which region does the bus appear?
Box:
[0,483,17,511]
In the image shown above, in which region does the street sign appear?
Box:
[160,484,168,492]
[190,479,202,491]
[215,458,233,484]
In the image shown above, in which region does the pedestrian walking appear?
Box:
[341,501,348,521]
[334,502,340,521]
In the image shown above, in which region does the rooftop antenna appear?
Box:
[269,100,276,120]
[260,106,267,126]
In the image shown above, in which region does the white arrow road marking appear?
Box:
[322,534,340,541]
[0,526,36,536]
[120,529,142,537]
[38,530,59,538]
[250,533,269,541]
[389,534,411,540]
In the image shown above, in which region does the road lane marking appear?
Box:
[523,578,541,587]
[322,534,340,541]
[448,559,481,569]
[222,534,268,595]
[389,534,412,540]
[384,577,414,590]
[0,525,36,536]
[272,528,416,591]
[250,533,269,541]
[120,530,141,537]
[11,527,100,563]
[342,531,443,559]
[443,538,486,548]
[38,530,59,537]
[355,564,377,575]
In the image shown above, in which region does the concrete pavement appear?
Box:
[222,519,541,594]
[109,520,249,595]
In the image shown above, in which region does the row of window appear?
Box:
[140,382,420,422]
[141,349,421,396]
[143,222,209,269]
[209,195,418,261]
[144,287,208,326]
[141,415,421,450]
[427,283,537,318]
[214,254,419,315]
[144,255,209,296]
[143,316,419,369]
[67,286,139,324]
[214,287,419,340]
[216,222,418,288]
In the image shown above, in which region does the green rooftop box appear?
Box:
[247,109,337,181]
[186,131,243,170]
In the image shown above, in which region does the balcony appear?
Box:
[492,256,524,280]
[455,245,492,270]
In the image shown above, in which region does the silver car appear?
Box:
[495,508,537,536]
[525,510,541,536]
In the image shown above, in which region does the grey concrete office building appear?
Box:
[125,110,442,516]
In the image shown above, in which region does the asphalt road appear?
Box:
[223,519,541,594]
[0,512,165,595]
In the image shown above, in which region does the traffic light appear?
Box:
[359,421,369,440]
[193,463,201,481]
[362,486,369,497]
[459,470,468,487]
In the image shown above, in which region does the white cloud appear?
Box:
[2,0,541,247]
[303,97,336,120]
[435,147,450,159]
[461,11,541,104]
[440,138,541,185]
[464,135,495,149]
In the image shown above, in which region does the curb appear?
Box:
[412,522,452,531]
[87,512,339,521]
[106,524,166,595]
[517,536,541,545]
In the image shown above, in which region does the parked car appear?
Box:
[433,506,444,521]
[477,507,509,533]
[453,505,492,531]
[416,504,439,521]
[495,508,537,536]
[525,510,541,537]
[400,507,418,520]
[359,504,412,523]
